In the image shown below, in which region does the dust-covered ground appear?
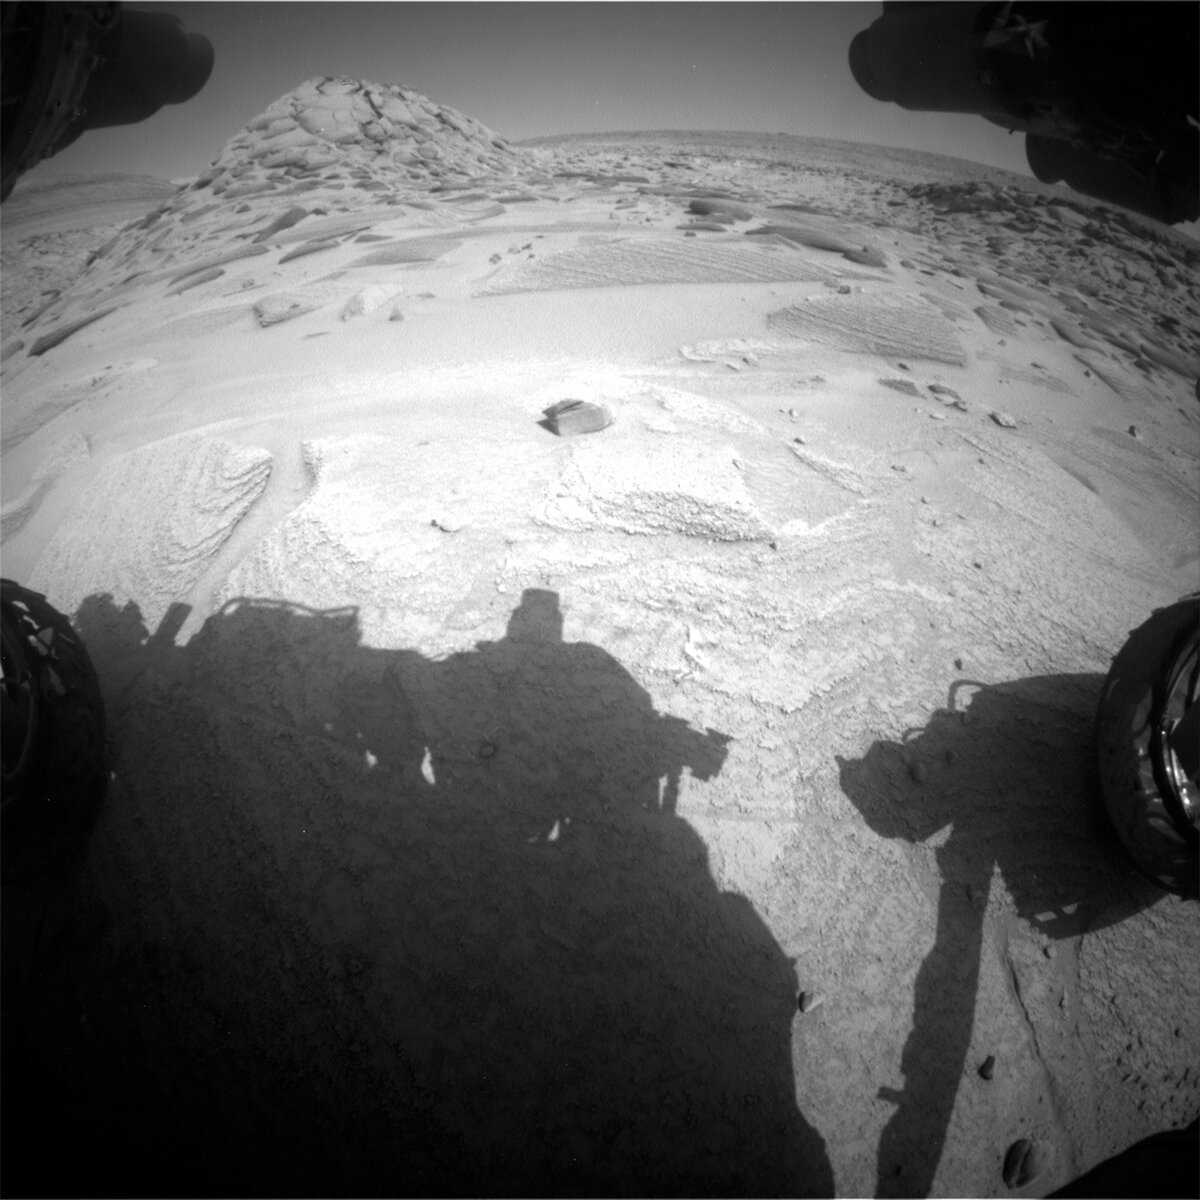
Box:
[2,82,1198,1199]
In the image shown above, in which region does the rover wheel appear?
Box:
[1095,595,1199,897]
[1,579,107,883]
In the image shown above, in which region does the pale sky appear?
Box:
[40,2,1038,183]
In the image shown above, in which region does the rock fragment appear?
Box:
[278,239,340,264]
[928,383,961,401]
[253,293,322,327]
[989,410,1017,429]
[689,198,753,222]
[1002,1138,1047,1189]
[341,285,401,319]
[29,307,120,357]
[251,205,309,243]
[166,267,224,296]
[542,400,613,437]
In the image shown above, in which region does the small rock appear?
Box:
[979,1054,996,1081]
[341,284,400,320]
[543,399,613,436]
[928,383,961,401]
[253,293,320,327]
[489,252,502,264]
[1127,424,1140,438]
[1002,1138,1047,1189]
[989,410,1017,429]
[797,991,824,1014]
[954,657,964,669]
[909,761,928,784]
[880,377,922,397]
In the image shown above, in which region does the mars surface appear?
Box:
[2,77,1198,1197]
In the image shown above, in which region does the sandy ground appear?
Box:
[2,85,1199,1198]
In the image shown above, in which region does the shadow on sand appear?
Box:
[2,588,834,1198]
[838,674,1165,1198]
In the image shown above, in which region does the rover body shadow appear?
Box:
[2,588,834,1198]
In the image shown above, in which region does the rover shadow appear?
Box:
[2,588,834,1198]
[837,674,1165,1199]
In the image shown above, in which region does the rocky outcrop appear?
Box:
[198,76,518,194]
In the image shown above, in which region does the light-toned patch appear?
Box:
[767,294,966,365]
[537,438,773,541]
[32,434,272,629]
[480,235,845,294]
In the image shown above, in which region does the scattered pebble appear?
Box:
[1002,1138,1047,1189]
[797,991,824,1014]
[989,410,1017,429]
[979,1055,996,1081]
[909,761,928,784]
[1127,424,1140,438]
[879,377,922,397]
[928,383,961,401]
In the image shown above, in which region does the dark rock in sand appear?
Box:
[1002,1138,1047,1189]
[251,205,309,243]
[689,199,753,222]
[166,267,225,296]
[29,306,120,356]
[842,246,888,269]
[278,239,340,264]
[879,378,922,397]
[168,244,270,285]
[349,238,462,266]
[748,223,855,254]
[543,400,613,437]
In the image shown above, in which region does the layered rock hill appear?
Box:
[201,75,518,190]
[42,75,526,293]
